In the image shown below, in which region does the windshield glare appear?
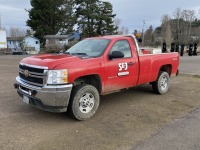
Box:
[66,39,110,57]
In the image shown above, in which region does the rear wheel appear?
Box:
[69,84,100,120]
[152,71,169,94]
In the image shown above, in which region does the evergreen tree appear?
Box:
[192,18,200,27]
[75,0,99,37]
[27,0,76,45]
[144,25,154,47]
[96,1,117,35]
[61,0,77,35]
[75,0,117,38]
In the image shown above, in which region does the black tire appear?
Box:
[152,71,169,94]
[68,84,100,120]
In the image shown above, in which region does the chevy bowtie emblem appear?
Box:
[24,70,30,77]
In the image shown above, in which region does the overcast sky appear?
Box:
[0,0,200,33]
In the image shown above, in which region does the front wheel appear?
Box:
[68,84,100,120]
[152,71,170,94]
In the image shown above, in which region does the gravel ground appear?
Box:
[0,55,200,150]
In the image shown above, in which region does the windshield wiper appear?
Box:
[65,52,70,54]
[71,53,88,56]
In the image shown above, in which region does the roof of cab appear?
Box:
[86,35,132,40]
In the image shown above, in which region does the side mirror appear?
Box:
[109,51,124,59]
[138,38,142,43]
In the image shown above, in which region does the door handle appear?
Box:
[128,62,135,66]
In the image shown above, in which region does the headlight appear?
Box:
[47,70,68,84]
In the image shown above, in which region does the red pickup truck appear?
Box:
[14,35,179,120]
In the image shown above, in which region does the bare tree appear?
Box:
[114,18,122,34]
[161,14,172,46]
[156,8,200,46]
[118,26,125,34]
[165,23,172,48]
[188,10,195,38]
[18,39,28,51]
[113,18,130,35]
[173,8,182,43]
[125,27,129,34]
[181,10,189,43]
[9,27,26,37]
[174,8,182,19]
[180,9,196,43]
[117,26,129,35]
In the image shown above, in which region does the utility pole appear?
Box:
[142,20,145,47]
[0,12,2,29]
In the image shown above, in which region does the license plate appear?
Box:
[23,96,29,104]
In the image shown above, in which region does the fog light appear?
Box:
[32,90,37,96]
[14,83,18,89]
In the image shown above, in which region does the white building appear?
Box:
[0,30,7,49]
[44,35,69,48]
[7,36,40,54]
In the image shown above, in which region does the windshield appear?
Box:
[66,39,110,57]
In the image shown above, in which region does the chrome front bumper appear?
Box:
[15,76,73,112]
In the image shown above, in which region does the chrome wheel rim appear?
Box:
[160,76,168,91]
[79,93,95,113]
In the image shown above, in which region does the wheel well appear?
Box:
[159,64,172,76]
[73,75,102,94]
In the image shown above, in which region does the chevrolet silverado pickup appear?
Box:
[14,34,179,120]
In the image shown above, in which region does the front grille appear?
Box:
[19,73,44,84]
[19,64,44,73]
[19,63,47,86]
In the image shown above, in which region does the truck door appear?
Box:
[104,39,139,93]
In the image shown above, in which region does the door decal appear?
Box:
[118,62,128,71]
[118,62,129,76]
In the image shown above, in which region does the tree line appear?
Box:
[8,4,200,48]
[142,8,200,47]
[26,0,117,45]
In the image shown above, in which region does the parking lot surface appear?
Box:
[0,55,200,150]
[132,108,200,150]
[179,55,200,75]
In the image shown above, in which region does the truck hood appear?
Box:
[20,54,81,69]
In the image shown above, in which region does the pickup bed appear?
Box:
[14,34,179,120]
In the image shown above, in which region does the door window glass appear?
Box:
[110,40,132,58]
